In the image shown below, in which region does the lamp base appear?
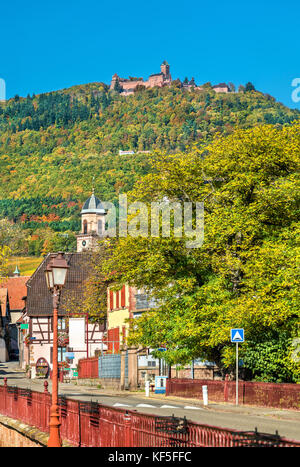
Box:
[47,405,62,447]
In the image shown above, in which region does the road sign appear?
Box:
[231,329,244,343]
[230,329,245,406]
[20,323,29,329]
[155,375,168,394]
[65,352,75,359]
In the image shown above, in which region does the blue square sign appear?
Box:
[231,329,244,343]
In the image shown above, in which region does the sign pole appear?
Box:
[236,342,239,406]
[231,328,244,406]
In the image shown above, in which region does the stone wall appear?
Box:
[77,377,121,390]
[0,415,45,447]
[0,414,73,447]
[137,365,217,386]
[144,75,164,87]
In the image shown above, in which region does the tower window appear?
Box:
[98,220,103,234]
[83,220,88,234]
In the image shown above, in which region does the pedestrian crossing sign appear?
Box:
[231,329,244,343]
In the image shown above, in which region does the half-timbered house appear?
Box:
[22,252,106,377]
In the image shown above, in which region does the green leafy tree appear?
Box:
[0,219,29,255]
[242,329,300,383]
[42,230,77,254]
[245,82,256,92]
[100,123,300,381]
[113,78,123,93]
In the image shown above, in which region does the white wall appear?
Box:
[26,317,107,375]
[0,338,8,362]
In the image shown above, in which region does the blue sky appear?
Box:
[1,0,300,108]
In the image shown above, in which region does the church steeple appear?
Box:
[76,191,106,252]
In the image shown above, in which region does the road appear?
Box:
[1,362,300,442]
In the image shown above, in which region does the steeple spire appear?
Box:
[77,189,107,252]
[92,176,95,195]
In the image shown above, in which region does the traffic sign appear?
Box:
[231,329,244,343]
[230,328,245,406]
[65,352,75,359]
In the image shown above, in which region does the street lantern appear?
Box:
[45,253,69,290]
[51,253,69,287]
[44,252,69,448]
[44,259,54,290]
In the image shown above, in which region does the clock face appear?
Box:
[82,240,86,247]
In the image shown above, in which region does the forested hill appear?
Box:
[0,81,299,201]
[0,81,299,257]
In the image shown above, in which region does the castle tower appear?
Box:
[160,61,170,78]
[76,190,107,252]
[110,73,119,90]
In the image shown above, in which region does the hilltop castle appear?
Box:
[110,61,172,95]
[110,61,231,95]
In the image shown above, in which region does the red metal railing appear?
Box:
[78,357,99,379]
[0,381,51,434]
[166,378,300,410]
[0,380,299,447]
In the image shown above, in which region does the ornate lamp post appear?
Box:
[44,252,69,448]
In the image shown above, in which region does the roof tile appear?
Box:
[26,253,91,316]
[0,276,29,311]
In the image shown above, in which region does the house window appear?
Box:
[50,318,66,333]
[50,347,67,363]
[58,318,66,331]
[58,347,66,362]
[148,361,156,367]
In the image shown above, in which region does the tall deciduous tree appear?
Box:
[101,123,300,382]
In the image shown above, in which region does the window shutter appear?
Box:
[121,286,126,307]
[109,290,114,310]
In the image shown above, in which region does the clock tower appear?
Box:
[76,190,107,252]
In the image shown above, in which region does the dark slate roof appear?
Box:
[149,72,163,78]
[212,83,229,88]
[26,253,91,317]
[81,193,106,215]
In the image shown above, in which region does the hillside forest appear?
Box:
[0,80,299,258]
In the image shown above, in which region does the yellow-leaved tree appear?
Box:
[100,123,300,382]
